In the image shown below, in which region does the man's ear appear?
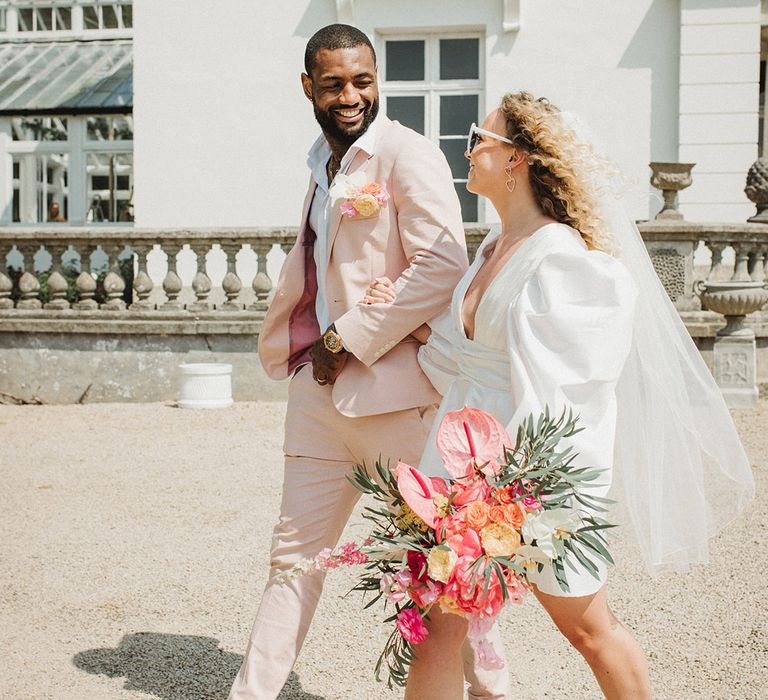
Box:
[301,73,313,102]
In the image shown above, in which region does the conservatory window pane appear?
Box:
[55,7,72,31]
[11,117,68,142]
[83,6,99,30]
[87,153,134,222]
[122,4,133,28]
[12,153,69,224]
[37,7,53,31]
[87,116,134,141]
[102,5,119,29]
[386,96,425,134]
[440,38,479,80]
[386,40,425,81]
[18,8,34,32]
[0,8,6,32]
[440,94,478,136]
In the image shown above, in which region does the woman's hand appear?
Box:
[362,277,396,305]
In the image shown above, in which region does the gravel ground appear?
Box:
[1,399,766,700]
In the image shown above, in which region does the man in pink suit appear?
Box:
[229,24,509,699]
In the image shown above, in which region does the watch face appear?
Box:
[324,332,341,353]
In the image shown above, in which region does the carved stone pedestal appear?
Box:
[714,332,758,408]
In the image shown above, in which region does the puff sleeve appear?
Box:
[505,249,638,473]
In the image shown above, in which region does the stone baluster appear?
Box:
[708,242,731,281]
[189,244,213,312]
[101,246,127,311]
[220,243,243,311]
[0,245,13,309]
[74,245,98,310]
[16,244,42,310]
[130,244,155,311]
[248,242,273,317]
[160,243,184,311]
[748,245,766,283]
[43,243,70,310]
[732,242,752,282]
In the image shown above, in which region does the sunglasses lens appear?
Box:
[468,132,477,153]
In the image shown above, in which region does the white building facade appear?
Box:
[0,0,764,229]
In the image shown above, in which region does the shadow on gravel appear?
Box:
[73,632,326,700]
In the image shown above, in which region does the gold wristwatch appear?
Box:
[322,325,345,354]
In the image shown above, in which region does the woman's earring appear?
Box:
[504,165,516,194]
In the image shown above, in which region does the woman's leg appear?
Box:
[534,585,651,699]
[405,607,469,700]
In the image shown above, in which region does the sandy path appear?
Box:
[1,400,766,699]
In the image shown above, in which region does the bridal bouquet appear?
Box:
[276,406,615,687]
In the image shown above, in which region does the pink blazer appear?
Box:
[258,116,468,417]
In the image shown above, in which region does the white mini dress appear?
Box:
[417,223,638,596]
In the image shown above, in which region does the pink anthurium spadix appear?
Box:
[395,461,449,529]
[436,407,512,479]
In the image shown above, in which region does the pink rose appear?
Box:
[409,578,443,608]
[451,475,490,508]
[521,495,542,511]
[396,607,429,644]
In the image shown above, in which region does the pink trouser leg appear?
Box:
[228,455,361,700]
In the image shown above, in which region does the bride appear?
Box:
[364,92,754,699]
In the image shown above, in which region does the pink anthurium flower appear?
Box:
[436,407,512,479]
[395,462,448,529]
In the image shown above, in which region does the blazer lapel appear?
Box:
[326,148,373,265]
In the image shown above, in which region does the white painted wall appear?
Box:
[133,0,760,233]
[678,0,761,222]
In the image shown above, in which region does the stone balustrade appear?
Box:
[1,222,767,316]
[1,222,767,403]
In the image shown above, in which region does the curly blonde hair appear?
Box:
[499,92,614,252]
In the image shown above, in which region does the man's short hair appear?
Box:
[304,24,376,75]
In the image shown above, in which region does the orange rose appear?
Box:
[503,502,525,530]
[361,182,382,196]
[489,505,507,523]
[495,487,515,505]
[464,501,491,530]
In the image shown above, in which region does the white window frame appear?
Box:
[1,114,133,226]
[378,30,485,222]
[0,1,132,38]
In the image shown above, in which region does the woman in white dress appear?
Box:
[365,92,753,699]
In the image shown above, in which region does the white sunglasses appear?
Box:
[466,123,514,154]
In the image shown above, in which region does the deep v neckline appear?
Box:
[458,223,560,341]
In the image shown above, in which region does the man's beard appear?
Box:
[314,97,380,147]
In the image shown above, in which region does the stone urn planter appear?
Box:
[696,280,768,335]
[178,363,233,409]
[696,279,768,407]
[649,162,695,221]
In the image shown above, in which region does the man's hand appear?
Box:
[310,328,348,385]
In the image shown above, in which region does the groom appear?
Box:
[229,24,509,699]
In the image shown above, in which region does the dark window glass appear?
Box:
[455,184,478,222]
[83,6,99,30]
[122,4,133,28]
[440,94,478,136]
[386,96,425,134]
[385,40,425,81]
[56,7,72,30]
[92,176,109,190]
[439,38,479,80]
[116,175,130,190]
[103,5,119,29]
[37,8,52,31]
[18,8,33,31]
[440,139,470,180]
